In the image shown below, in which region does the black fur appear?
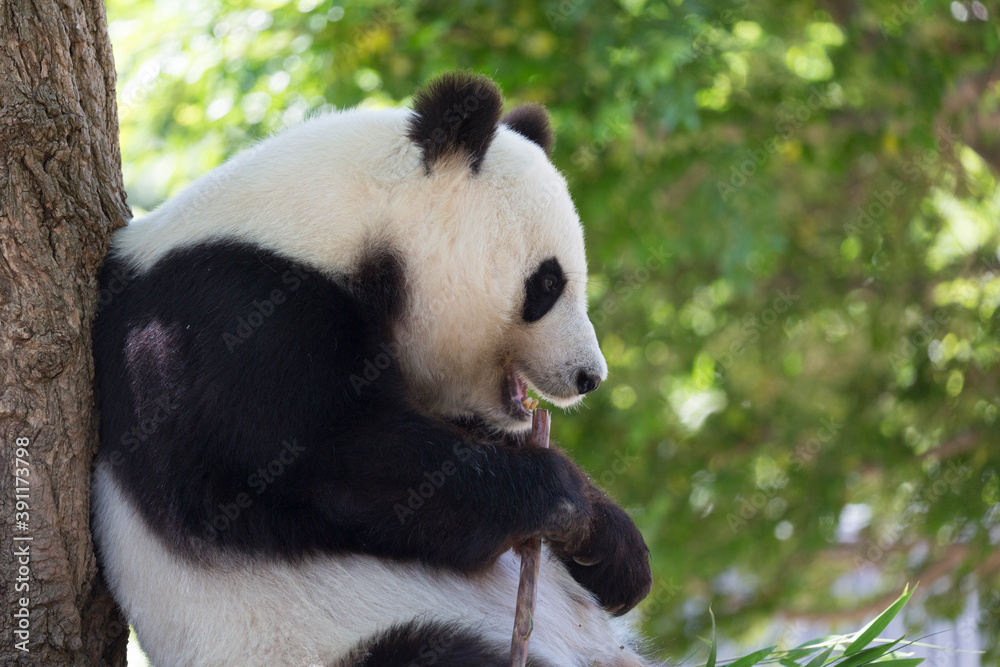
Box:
[348,242,407,339]
[523,257,566,323]
[343,620,540,667]
[93,238,651,617]
[502,103,553,155]
[561,487,653,616]
[95,242,594,571]
[407,71,503,174]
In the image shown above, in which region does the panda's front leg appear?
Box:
[550,482,653,616]
[323,408,652,615]
[322,409,599,574]
[471,425,653,616]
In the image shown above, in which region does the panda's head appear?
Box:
[387,73,607,433]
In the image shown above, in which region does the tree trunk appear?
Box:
[0,0,130,664]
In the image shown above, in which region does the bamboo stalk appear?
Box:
[509,408,551,667]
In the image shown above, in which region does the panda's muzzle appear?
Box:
[505,362,603,419]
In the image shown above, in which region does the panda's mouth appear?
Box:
[506,370,534,419]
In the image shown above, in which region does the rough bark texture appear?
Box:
[0,0,130,664]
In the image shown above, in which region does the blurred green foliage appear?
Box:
[106,0,1000,661]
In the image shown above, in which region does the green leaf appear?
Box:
[706,607,718,667]
[844,586,916,656]
[804,646,834,667]
[785,645,827,661]
[871,660,923,667]
[785,636,833,660]
[726,646,775,667]
[836,639,901,667]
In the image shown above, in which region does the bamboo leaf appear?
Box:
[803,645,834,667]
[792,637,833,650]
[844,586,916,656]
[836,638,901,667]
[707,608,718,667]
[870,659,923,667]
[785,647,824,661]
[785,637,831,660]
[726,645,775,667]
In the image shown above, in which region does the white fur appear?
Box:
[93,464,646,666]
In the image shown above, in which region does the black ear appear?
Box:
[407,72,503,174]
[502,104,553,155]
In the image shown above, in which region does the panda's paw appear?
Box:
[541,497,592,552]
[561,496,652,616]
[534,450,594,552]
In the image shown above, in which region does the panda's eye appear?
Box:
[523,258,566,323]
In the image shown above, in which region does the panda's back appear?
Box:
[112,107,419,275]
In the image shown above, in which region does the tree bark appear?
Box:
[0,0,130,664]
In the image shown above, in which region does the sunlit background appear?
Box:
[105,0,1000,664]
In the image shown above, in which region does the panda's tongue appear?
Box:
[508,372,528,403]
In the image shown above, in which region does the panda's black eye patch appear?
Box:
[523,257,566,322]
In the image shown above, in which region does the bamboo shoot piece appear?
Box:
[509,408,551,667]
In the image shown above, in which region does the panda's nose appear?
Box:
[576,370,601,395]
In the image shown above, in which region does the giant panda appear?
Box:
[91,71,655,667]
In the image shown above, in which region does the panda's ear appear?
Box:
[502,104,553,156]
[407,71,503,174]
